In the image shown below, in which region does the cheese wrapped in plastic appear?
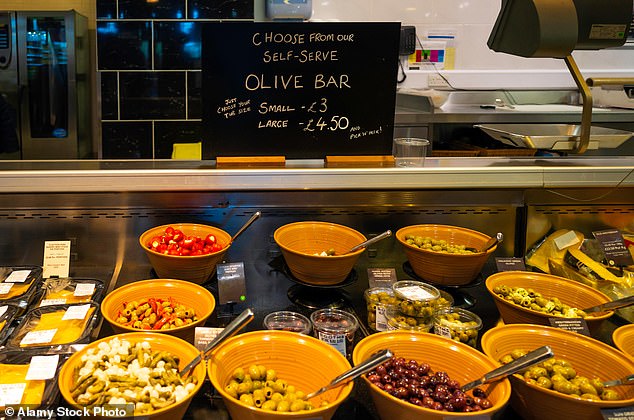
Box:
[525,229,585,273]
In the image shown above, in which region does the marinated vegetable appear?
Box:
[114,297,197,330]
[313,248,336,256]
[146,225,226,256]
[366,356,492,412]
[492,285,591,318]
[71,337,198,414]
[404,235,475,254]
[499,349,622,401]
[225,364,328,411]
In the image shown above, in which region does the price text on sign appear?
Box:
[202,22,400,159]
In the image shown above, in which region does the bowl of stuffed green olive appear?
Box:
[396,224,496,286]
[485,271,613,334]
[481,324,634,420]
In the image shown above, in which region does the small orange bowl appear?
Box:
[139,223,232,284]
[613,324,634,359]
[353,331,511,419]
[208,330,353,420]
[59,332,206,420]
[274,221,367,286]
[485,271,613,333]
[395,224,495,286]
[100,278,215,343]
[481,324,634,420]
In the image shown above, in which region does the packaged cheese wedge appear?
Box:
[525,229,585,273]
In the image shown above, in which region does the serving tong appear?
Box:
[465,232,503,254]
[603,374,634,387]
[582,295,634,314]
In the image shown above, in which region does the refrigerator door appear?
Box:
[18,11,78,159]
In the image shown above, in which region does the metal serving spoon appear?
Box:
[465,232,503,253]
[461,346,553,392]
[230,211,261,244]
[342,230,392,255]
[180,308,254,377]
[304,349,393,400]
[582,295,634,314]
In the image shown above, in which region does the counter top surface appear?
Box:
[0,157,633,192]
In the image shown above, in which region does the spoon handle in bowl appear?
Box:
[346,230,392,254]
[305,349,393,400]
[231,211,261,243]
[461,345,553,392]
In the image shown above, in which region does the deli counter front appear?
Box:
[0,157,633,419]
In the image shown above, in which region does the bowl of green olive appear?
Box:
[481,324,634,420]
[485,271,613,334]
[396,224,496,286]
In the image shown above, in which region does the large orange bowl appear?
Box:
[395,224,495,286]
[485,271,613,333]
[352,331,511,419]
[274,221,367,285]
[613,324,634,359]
[59,332,206,420]
[208,330,353,420]
[481,324,634,420]
[139,223,232,284]
[100,278,215,343]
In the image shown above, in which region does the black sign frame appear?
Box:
[201,21,400,159]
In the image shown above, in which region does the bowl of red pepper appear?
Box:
[139,223,232,284]
[100,278,216,343]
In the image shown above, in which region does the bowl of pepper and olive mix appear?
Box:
[58,333,206,420]
[396,224,496,286]
[100,279,215,343]
[485,271,613,333]
[208,330,353,420]
[481,324,634,420]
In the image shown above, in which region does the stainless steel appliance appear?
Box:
[0,10,89,159]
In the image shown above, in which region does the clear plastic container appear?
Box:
[35,277,105,307]
[7,302,100,349]
[0,303,19,346]
[392,280,440,323]
[433,307,482,348]
[263,311,311,335]
[385,306,433,332]
[310,308,359,360]
[364,287,399,332]
[0,265,43,306]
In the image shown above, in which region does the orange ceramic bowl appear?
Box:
[59,332,206,420]
[352,331,511,420]
[613,324,634,359]
[485,271,613,333]
[274,221,367,285]
[139,223,232,284]
[481,324,634,420]
[208,330,353,420]
[100,278,215,343]
[395,224,495,286]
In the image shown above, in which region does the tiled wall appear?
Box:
[96,0,253,159]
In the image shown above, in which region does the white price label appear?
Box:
[0,305,7,318]
[39,298,67,307]
[375,306,388,331]
[74,282,96,297]
[434,324,452,339]
[62,304,91,320]
[20,329,57,345]
[0,283,14,295]
[318,331,347,358]
[5,270,31,283]
[554,230,581,251]
[0,383,26,406]
[26,355,60,380]
[397,285,435,300]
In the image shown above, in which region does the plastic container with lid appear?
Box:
[433,307,483,348]
[0,265,43,307]
[0,303,20,346]
[364,287,399,332]
[392,280,440,323]
[310,308,359,360]
[35,277,105,307]
[0,349,67,410]
[263,311,312,335]
[385,306,433,332]
[6,302,100,350]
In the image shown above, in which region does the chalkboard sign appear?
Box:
[201,22,400,159]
